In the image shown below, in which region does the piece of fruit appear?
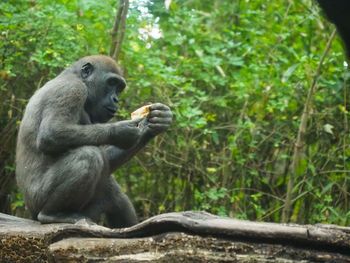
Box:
[131,105,151,120]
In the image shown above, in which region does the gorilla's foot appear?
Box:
[38,211,92,224]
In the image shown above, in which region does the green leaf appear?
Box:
[5,165,15,171]
[282,63,300,83]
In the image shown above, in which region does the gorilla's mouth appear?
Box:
[105,107,117,116]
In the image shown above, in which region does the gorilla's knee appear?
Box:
[69,146,105,180]
[76,146,104,165]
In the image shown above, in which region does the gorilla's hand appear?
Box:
[144,103,173,138]
[112,119,142,149]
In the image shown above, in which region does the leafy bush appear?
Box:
[1,0,349,225]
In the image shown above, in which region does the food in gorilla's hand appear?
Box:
[131,105,150,120]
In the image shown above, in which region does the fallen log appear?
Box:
[0,211,349,262]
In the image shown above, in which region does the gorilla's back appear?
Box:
[15,84,55,216]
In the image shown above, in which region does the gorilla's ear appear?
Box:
[81,63,94,79]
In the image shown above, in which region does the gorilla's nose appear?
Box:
[111,93,119,104]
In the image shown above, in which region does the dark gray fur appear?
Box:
[16,55,172,228]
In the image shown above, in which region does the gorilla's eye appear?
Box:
[81,63,93,79]
[107,77,126,92]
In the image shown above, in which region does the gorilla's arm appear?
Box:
[102,103,173,172]
[37,115,140,153]
[36,80,141,154]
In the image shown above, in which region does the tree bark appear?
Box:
[109,0,129,62]
[1,211,350,262]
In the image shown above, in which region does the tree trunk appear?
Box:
[1,211,350,262]
[109,0,129,62]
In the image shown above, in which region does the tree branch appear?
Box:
[282,29,337,223]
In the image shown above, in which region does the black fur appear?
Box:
[317,0,350,58]
[16,55,172,228]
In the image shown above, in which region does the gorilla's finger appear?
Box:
[149,110,173,118]
[150,103,171,111]
[148,123,171,130]
[149,117,172,124]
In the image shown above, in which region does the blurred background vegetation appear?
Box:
[1,0,350,225]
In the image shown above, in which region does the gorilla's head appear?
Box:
[72,55,126,123]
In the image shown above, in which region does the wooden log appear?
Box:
[0,211,350,262]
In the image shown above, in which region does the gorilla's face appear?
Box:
[78,56,126,123]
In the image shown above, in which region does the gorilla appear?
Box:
[16,55,172,228]
[317,0,350,57]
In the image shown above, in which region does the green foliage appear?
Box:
[1,0,350,225]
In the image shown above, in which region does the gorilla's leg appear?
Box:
[104,178,138,228]
[82,175,138,228]
[37,146,105,224]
